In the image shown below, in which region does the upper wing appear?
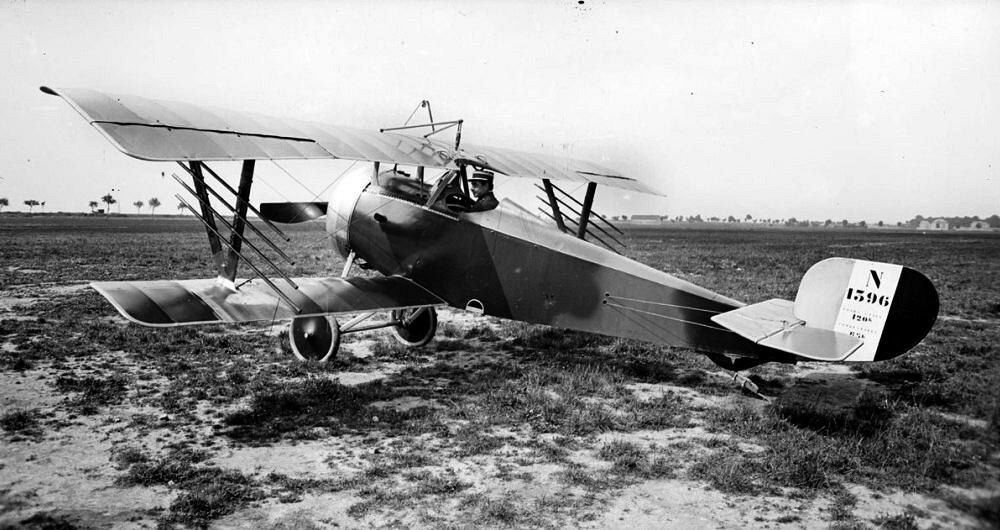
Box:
[41,86,662,196]
[454,142,660,195]
[91,276,446,327]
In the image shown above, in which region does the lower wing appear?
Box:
[91,276,445,327]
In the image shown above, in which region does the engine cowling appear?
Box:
[325,165,372,259]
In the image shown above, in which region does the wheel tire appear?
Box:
[390,307,437,347]
[289,315,340,362]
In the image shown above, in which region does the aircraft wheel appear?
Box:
[289,315,340,362]
[390,307,437,347]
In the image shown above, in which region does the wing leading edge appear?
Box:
[41,86,662,196]
[91,276,446,327]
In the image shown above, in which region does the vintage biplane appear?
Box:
[41,86,938,392]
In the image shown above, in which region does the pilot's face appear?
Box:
[470,180,489,198]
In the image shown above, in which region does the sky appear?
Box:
[1,0,997,223]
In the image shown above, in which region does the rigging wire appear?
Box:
[402,101,424,127]
[252,159,364,280]
[308,160,360,202]
[264,159,360,203]
[268,296,282,339]
[602,300,734,333]
[603,295,726,314]
[272,160,321,197]
[254,168,294,203]
[609,299,690,344]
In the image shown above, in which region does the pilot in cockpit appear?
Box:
[445,171,499,212]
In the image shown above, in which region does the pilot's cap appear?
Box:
[469,171,494,186]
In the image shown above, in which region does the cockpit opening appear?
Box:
[444,171,499,212]
[372,165,500,214]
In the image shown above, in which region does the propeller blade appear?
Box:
[259,202,328,224]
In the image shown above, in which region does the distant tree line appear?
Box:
[2,193,997,229]
[905,214,1000,228]
[609,213,1000,229]
[91,194,161,214]
[0,195,164,214]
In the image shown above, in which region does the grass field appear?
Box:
[1,214,998,528]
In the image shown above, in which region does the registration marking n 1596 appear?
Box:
[835,261,902,361]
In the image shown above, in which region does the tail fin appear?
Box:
[712,258,938,362]
[795,258,938,361]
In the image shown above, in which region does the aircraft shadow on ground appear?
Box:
[217,327,726,446]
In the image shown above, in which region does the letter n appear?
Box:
[866,269,883,289]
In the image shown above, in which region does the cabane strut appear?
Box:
[536,179,626,254]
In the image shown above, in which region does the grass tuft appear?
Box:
[598,439,679,480]
[17,511,79,529]
[114,446,261,528]
[972,494,1000,527]
[369,337,412,358]
[828,486,858,523]
[116,448,210,487]
[775,388,894,437]
[703,398,995,495]
[53,374,129,414]
[871,512,919,530]
[504,324,607,352]
[688,452,765,495]
[463,324,500,342]
[557,463,624,491]
[110,445,150,470]
[1,408,43,438]
[223,377,439,442]
[161,469,261,529]
[598,440,647,474]
[414,472,472,495]
[435,338,470,352]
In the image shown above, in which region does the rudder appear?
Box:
[794,258,938,361]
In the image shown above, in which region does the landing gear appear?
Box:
[390,307,438,347]
[286,306,438,363]
[288,315,341,362]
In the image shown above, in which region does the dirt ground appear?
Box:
[1,280,996,529]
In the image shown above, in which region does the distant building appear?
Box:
[960,220,991,230]
[918,219,949,230]
[629,214,663,225]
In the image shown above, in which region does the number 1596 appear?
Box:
[845,288,890,306]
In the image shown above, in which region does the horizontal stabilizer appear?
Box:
[710,299,802,342]
[711,299,862,361]
[91,276,445,327]
[259,202,328,223]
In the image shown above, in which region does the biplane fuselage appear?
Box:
[329,168,789,365]
[40,85,939,377]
